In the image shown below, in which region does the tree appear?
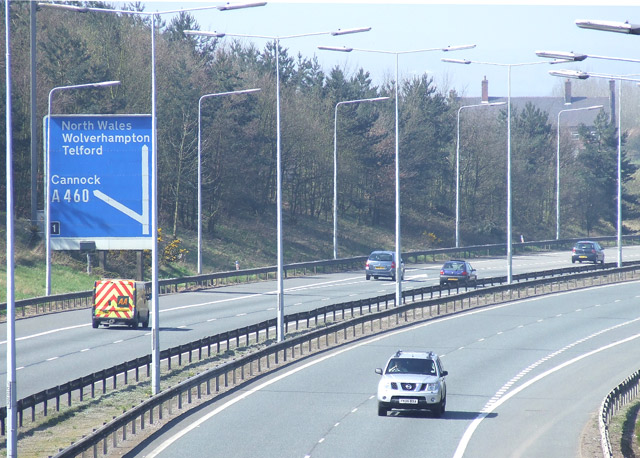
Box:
[574,110,637,234]
[510,102,555,238]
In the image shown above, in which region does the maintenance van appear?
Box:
[92,279,150,329]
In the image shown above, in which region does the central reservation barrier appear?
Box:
[2,263,638,457]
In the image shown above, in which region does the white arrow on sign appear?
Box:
[93,144,150,235]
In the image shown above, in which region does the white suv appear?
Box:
[375,350,448,417]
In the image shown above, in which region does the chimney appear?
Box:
[564,79,572,104]
[481,76,488,103]
[609,79,616,125]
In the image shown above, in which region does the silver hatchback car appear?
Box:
[365,250,405,281]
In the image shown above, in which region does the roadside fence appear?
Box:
[599,369,640,457]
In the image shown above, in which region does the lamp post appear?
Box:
[555,105,603,240]
[455,101,505,248]
[443,58,555,284]
[550,69,640,267]
[333,96,389,259]
[186,26,371,342]
[321,44,476,305]
[45,81,121,296]
[5,1,16,455]
[571,19,640,265]
[40,1,265,396]
[539,48,640,259]
[198,88,261,274]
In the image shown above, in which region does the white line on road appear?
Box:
[146,280,640,457]
[453,330,640,458]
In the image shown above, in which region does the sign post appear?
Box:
[44,114,153,250]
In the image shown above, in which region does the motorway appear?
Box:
[134,280,640,458]
[1,247,640,404]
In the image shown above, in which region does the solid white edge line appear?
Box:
[452,331,640,458]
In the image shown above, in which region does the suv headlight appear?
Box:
[426,382,440,392]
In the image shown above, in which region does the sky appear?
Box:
[107,1,639,97]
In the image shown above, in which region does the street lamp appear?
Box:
[5,2,16,455]
[321,44,476,305]
[41,1,265,396]
[576,19,640,35]
[443,58,556,283]
[536,50,640,64]
[197,88,260,274]
[186,26,371,342]
[550,69,640,267]
[455,101,505,248]
[555,104,603,240]
[333,96,389,259]
[45,81,121,297]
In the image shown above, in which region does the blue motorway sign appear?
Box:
[44,114,152,250]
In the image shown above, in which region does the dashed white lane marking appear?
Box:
[0,323,90,345]
[454,316,640,458]
[235,313,247,317]
[81,348,90,352]
[454,330,640,458]
[113,340,124,344]
[146,281,640,458]
[46,356,58,361]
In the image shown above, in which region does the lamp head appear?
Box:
[536,50,587,62]
[93,81,121,88]
[184,30,226,38]
[443,44,476,52]
[38,3,88,12]
[442,58,472,64]
[576,19,640,35]
[318,45,353,52]
[217,2,267,11]
[331,27,372,36]
[549,69,590,80]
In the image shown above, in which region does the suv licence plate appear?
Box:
[399,398,418,404]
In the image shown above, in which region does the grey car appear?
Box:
[365,250,405,281]
[572,241,605,264]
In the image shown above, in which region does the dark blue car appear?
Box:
[439,260,477,286]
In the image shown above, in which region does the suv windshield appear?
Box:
[385,358,436,375]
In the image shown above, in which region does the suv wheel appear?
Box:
[366,274,371,280]
[435,397,446,418]
[378,403,388,416]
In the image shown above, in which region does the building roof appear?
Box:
[458,96,610,129]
